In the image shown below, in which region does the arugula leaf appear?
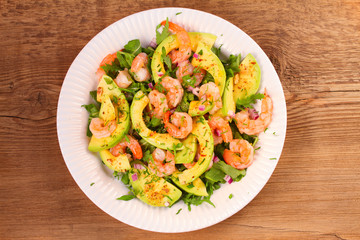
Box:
[100,61,121,79]
[142,46,155,58]
[121,172,130,185]
[205,167,226,182]
[89,90,100,105]
[213,161,246,181]
[81,102,99,137]
[117,51,135,69]
[124,39,141,55]
[236,93,264,111]
[156,18,171,44]
[81,103,99,118]
[161,46,172,71]
[116,194,136,201]
[211,44,223,58]
[201,72,215,84]
[224,54,241,78]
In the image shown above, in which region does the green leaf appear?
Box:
[205,167,226,182]
[100,61,121,79]
[211,44,223,58]
[150,117,162,128]
[89,90,100,105]
[156,18,171,45]
[124,39,142,55]
[161,46,172,71]
[121,172,130,185]
[117,51,135,69]
[229,193,233,199]
[90,182,95,186]
[116,194,136,201]
[236,93,264,111]
[213,161,246,181]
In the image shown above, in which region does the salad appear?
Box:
[82,19,273,210]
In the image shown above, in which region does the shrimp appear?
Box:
[114,68,132,88]
[159,76,184,108]
[176,60,206,87]
[131,52,151,82]
[223,139,254,170]
[148,148,176,177]
[89,118,117,138]
[163,111,193,139]
[176,60,194,81]
[208,116,233,144]
[110,135,143,160]
[234,90,273,135]
[96,52,118,82]
[148,90,169,119]
[161,21,191,64]
[198,82,222,115]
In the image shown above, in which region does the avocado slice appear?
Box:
[129,169,182,207]
[99,149,130,172]
[99,94,116,124]
[97,75,122,103]
[171,171,208,196]
[130,91,183,150]
[178,116,214,185]
[88,85,130,152]
[175,134,197,164]
[233,54,261,103]
[152,32,217,83]
[221,77,236,117]
[188,100,214,117]
[191,41,226,95]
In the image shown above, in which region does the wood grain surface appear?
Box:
[1,0,360,239]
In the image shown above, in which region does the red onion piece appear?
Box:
[164,201,170,207]
[215,129,221,137]
[193,53,199,59]
[131,173,138,182]
[248,108,259,120]
[224,175,233,184]
[213,156,220,163]
[133,164,145,170]
[157,72,164,77]
[148,83,154,89]
[199,105,205,111]
[149,38,157,48]
[170,108,176,114]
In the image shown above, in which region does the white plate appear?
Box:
[57,7,287,233]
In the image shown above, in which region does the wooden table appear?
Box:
[1,1,359,239]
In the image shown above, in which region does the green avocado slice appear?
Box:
[174,134,197,164]
[130,91,183,150]
[191,41,226,95]
[88,82,130,152]
[233,54,261,103]
[221,77,236,118]
[97,75,122,103]
[99,149,130,172]
[178,116,214,185]
[152,32,217,83]
[129,169,182,207]
[171,171,208,196]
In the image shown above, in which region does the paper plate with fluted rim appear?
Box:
[57,7,287,232]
